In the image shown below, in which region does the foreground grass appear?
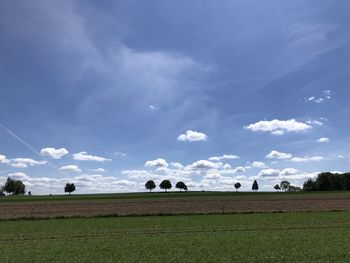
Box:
[0,212,349,262]
[2,190,350,203]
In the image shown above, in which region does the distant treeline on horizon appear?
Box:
[304,172,350,191]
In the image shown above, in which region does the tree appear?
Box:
[280,181,291,192]
[3,177,26,195]
[145,180,156,192]
[175,181,187,192]
[234,182,241,192]
[274,184,281,192]
[0,186,5,196]
[252,180,259,192]
[64,183,76,195]
[159,180,172,192]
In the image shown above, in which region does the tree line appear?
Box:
[303,172,350,191]
[2,173,349,196]
[145,180,188,192]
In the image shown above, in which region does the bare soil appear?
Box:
[1,194,350,219]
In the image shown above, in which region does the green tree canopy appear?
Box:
[175,181,187,191]
[252,180,259,192]
[280,181,291,192]
[159,180,172,192]
[303,172,350,191]
[274,184,281,192]
[145,180,156,192]
[64,183,76,195]
[3,177,26,195]
[234,182,241,192]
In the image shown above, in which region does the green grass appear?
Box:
[2,190,350,203]
[0,211,349,262]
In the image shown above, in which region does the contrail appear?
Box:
[0,124,43,157]
[0,124,61,172]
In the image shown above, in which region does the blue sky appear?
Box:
[0,0,349,194]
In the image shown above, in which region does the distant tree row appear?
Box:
[273,181,301,192]
[0,177,26,195]
[145,180,188,192]
[233,180,258,192]
[303,172,350,191]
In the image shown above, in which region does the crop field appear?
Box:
[1,191,350,219]
[0,211,349,262]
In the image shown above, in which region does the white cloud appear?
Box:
[317,137,330,143]
[59,165,82,173]
[188,160,218,170]
[9,162,28,168]
[0,154,10,164]
[290,156,323,162]
[266,151,293,160]
[73,152,111,162]
[145,158,168,168]
[280,168,299,176]
[306,90,332,104]
[223,164,231,170]
[40,147,69,159]
[208,154,240,161]
[258,169,281,177]
[245,119,312,135]
[115,152,127,157]
[233,166,246,174]
[306,119,324,126]
[11,158,47,168]
[8,172,28,178]
[177,130,207,142]
[170,162,184,170]
[88,168,105,173]
[149,105,157,110]
[251,161,267,169]
[259,168,300,177]
[270,130,285,136]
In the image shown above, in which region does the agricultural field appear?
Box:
[1,191,350,219]
[0,211,349,262]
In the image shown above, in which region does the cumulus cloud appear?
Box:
[145,158,169,168]
[40,147,69,159]
[0,154,10,164]
[59,165,82,173]
[170,162,184,170]
[259,168,299,177]
[73,152,111,162]
[251,161,267,168]
[208,154,240,161]
[245,119,312,135]
[317,137,330,143]
[177,130,207,142]
[88,168,105,173]
[280,168,299,176]
[187,160,219,170]
[8,172,28,178]
[258,169,281,177]
[10,158,47,168]
[290,156,323,162]
[266,151,293,160]
[266,151,323,163]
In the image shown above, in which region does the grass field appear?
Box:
[0,211,349,262]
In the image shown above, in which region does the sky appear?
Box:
[0,0,350,194]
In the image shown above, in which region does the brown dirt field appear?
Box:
[1,195,350,219]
